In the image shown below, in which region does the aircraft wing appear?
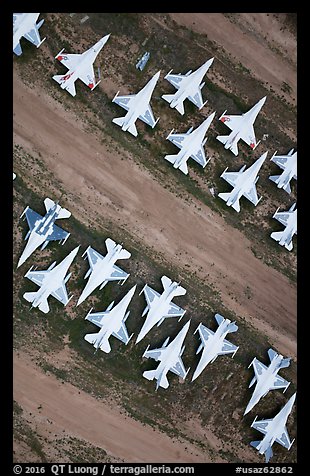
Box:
[23,26,43,47]
[270,374,290,391]
[85,311,108,328]
[243,184,259,205]
[86,247,104,270]
[79,64,97,90]
[170,358,187,378]
[113,94,135,112]
[46,224,70,242]
[276,429,292,449]
[24,208,43,231]
[219,338,238,355]
[220,114,243,132]
[56,53,83,70]
[252,358,268,379]
[198,324,215,344]
[165,73,186,89]
[252,418,273,435]
[143,285,161,307]
[112,322,131,344]
[51,283,69,305]
[25,270,48,287]
[165,301,185,318]
[240,124,257,149]
[271,155,290,170]
[191,146,208,167]
[109,264,128,281]
[138,105,157,128]
[167,133,186,149]
[221,170,241,187]
[188,89,204,109]
[273,211,291,227]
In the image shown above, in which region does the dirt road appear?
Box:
[13,72,296,357]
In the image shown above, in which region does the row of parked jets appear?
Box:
[16,197,296,462]
[13,14,296,462]
[13,13,297,250]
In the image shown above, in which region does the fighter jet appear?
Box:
[112,71,160,137]
[250,392,296,463]
[53,34,110,97]
[217,96,266,156]
[218,151,268,212]
[271,203,297,251]
[136,276,187,344]
[244,348,291,415]
[23,246,79,314]
[77,238,131,306]
[162,58,214,115]
[18,198,71,268]
[84,285,136,353]
[192,314,239,382]
[142,320,191,390]
[13,13,46,56]
[269,149,297,194]
[164,111,216,175]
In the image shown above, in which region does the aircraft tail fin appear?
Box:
[23,292,37,303]
[162,94,175,104]
[13,42,23,56]
[53,75,76,97]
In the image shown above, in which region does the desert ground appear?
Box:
[13,13,297,464]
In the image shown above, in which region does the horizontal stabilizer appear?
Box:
[161,275,172,290]
[175,101,185,115]
[176,285,187,296]
[162,94,175,104]
[118,248,131,260]
[84,332,99,345]
[271,231,283,242]
[250,440,261,449]
[227,322,238,333]
[38,299,50,314]
[217,135,229,145]
[231,199,241,212]
[128,123,138,137]
[53,75,76,97]
[112,117,126,127]
[218,192,231,203]
[283,182,292,194]
[269,175,280,184]
[164,154,178,165]
[23,292,37,303]
[14,42,23,56]
[285,241,293,251]
[158,373,169,389]
[143,369,158,381]
[265,446,273,463]
[280,357,291,369]
[179,161,188,175]
[58,207,71,219]
[100,339,111,353]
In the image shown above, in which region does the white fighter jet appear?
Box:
[136,276,187,344]
[53,34,110,97]
[271,203,297,251]
[142,320,191,390]
[250,392,296,463]
[269,149,297,194]
[13,13,46,56]
[84,285,136,353]
[218,151,268,212]
[217,96,266,156]
[18,198,71,268]
[112,71,160,137]
[23,246,79,314]
[192,314,239,382]
[162,58,214,115]
[244,348,291,415]
[77,238,131,306]
[164,111,216,174]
